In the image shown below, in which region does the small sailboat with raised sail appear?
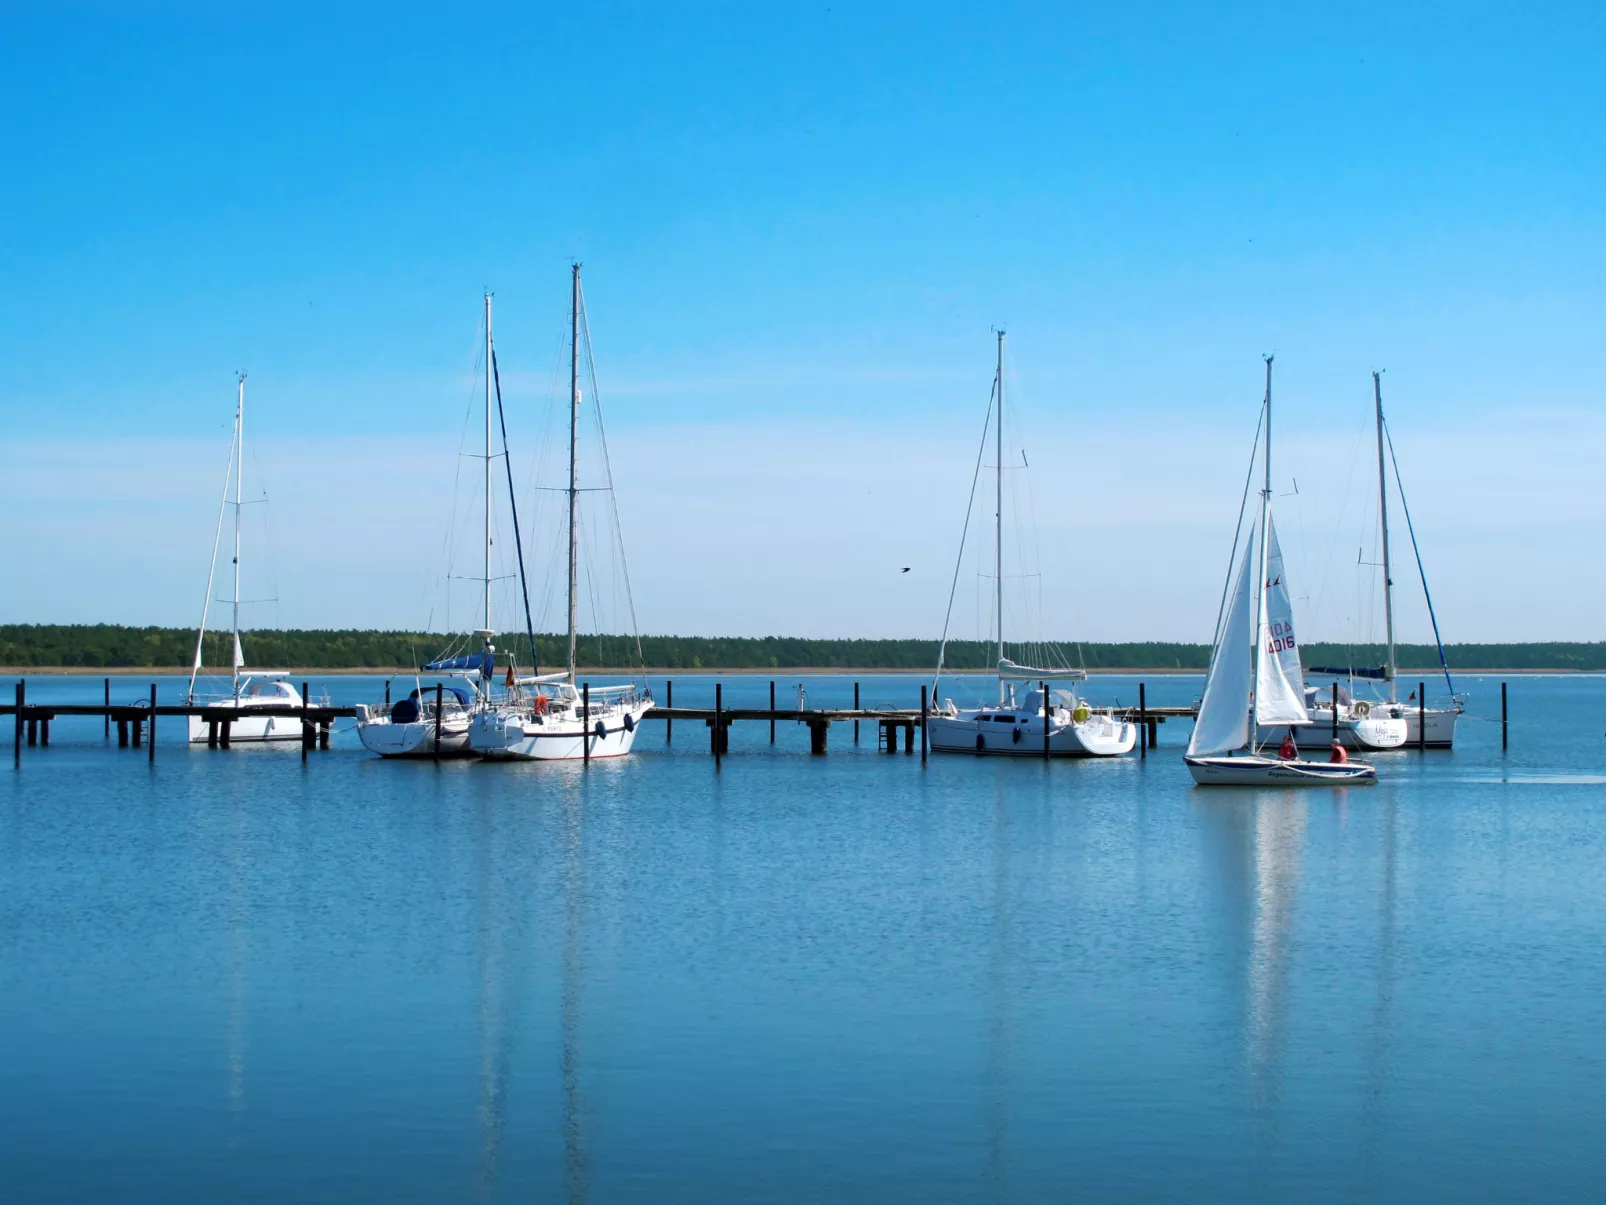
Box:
[468,265,652,761]
[1185,358,1378,786]
[186,375,307,743]
[926,331,1136,758]
[1301,371,1463,748]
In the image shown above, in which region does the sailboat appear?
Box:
[1302,371,1463,748]
[468,265,653,760]
[1184,358,1378,786]
[926,332,1136,758]
[355,294,511,758]
[186,375,307,743]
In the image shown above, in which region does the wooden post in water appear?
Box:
[854,681,860,745]
[148,683,157,763]
[713,683,722,765]
[434,683,443,761]
[1042,680,1050,762]
[583,683,591,765]
[26,718,36,747]
[302,680,312,761]
[770,680,776,744]
[118,718,129,747]
[12,681,21,765]
[1138,682,1147,758]
[385,680,391,711]
[1418,682,1426,753]
[665,679,673,745]
[1501,681,1508,751]
[104,678,110,739]
[920,685,928,763]
[1332,680,1339,743]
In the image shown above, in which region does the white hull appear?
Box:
[928,709,1136,757]
[186,706,303,744]
[1185,754,1377,786]
[470,699,653,761]
[1290,714,1408,751]
[355,715,473,758]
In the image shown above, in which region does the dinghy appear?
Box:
[1184,358,1376,787]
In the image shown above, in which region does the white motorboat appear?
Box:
[1184,358,1377,788]
[469,265,653,761]
[355,680,479,758]
[1304,371,1464,747]
[927,332,1135,758]
[184,376,305,744]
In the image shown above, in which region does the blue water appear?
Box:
[3,672,1605,1203]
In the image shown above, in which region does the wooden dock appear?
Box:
[4,675,1197,764]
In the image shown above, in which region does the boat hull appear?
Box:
[1185,754,1377,786]
[186,708,303,744]
[928,711,1136,757]
[469,700,653,761]
[1291,715,1408,751]
[355,715,473,758]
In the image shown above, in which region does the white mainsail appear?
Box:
[1255,511,1309,727]
[1188,528,1257,757]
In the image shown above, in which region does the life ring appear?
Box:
[1353,700,1370,718]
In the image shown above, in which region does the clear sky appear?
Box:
[2,2,1602,642]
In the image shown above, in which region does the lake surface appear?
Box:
[3,672,1605,1203]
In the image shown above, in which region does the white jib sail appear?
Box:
[233,632,246,670]
[1189,527,1257,757]
[1255,512,1310,727]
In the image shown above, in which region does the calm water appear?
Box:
[3,672,1605,1203]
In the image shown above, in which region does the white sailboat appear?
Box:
[1301,371,1463,748]
[186,375,306,743]
[926,332,1136,758]
[1185,358,1378,786]
[469,265,652,761]
[355,294,504,758]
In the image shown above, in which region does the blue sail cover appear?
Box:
[421,652,493,674]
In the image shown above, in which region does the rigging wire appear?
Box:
[932,370,999,696]
[1384,417,1455,696]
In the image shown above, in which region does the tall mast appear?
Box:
[1252,356,1273,741]
[1374,371,1397,702]
[232,375,245,701]
[994,331,1006,705]
[484,293,494,640]
[567,264,581,683]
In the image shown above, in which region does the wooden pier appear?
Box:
[5,675,1199,764]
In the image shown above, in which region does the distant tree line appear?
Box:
[3,625,1604,672]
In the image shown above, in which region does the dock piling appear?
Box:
[118,718,129,747]
[1138,682,1147,759]
[104,678,110,739]
[1418,682,1426,753]
[583,683,591,765]
[1501,681,1508,751]
[665,680,672,744]
[13,681,22,764]
[920,685,928,763]
[854,682,860,745]
[808,718,828,755]
[302,681,312,760]
[713,683,722,764]
[1333,680,1339,743]
[148,684,157,763]
[1042,680,1050,761]
[770,680,776,744]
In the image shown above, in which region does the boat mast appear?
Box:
[484,293,494,648]
[567,264,581,683]
[1252,355,1273,744]
[995,330,1005,705]
[1374,370,1397,702]
[232,374,245,702]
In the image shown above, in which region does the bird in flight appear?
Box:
[900,567,911,573]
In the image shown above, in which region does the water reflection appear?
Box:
[474,789,519,1202]
[1245,792,1306,1107]
[561,781,588,1205]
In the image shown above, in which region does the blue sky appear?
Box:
[2,2,1602,640]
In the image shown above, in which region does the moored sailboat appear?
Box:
[186,375,307,743]
[1302,370,1463,748]
[926,331,1136,758]
[1185,358,1378,786]
[468,265,652,761]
